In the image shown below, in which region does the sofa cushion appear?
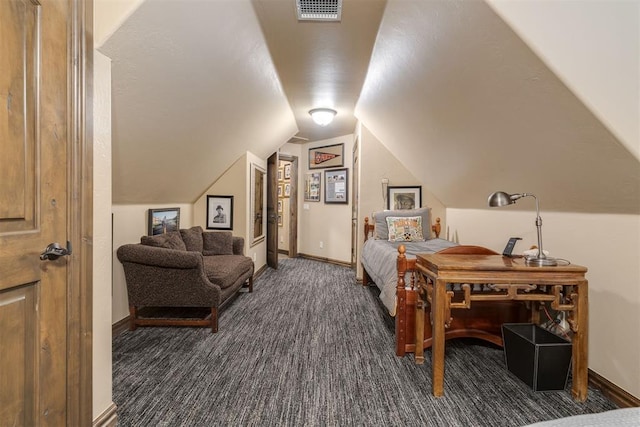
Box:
[203,255,253,289]
[202,231,234,255]
[180,226,204,252]
[140,231,187,251]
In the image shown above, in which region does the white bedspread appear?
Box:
[361,238,457,315]
[525,407,640,426]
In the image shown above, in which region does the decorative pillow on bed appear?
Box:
[374,207,431,240]
[385,216,425,242]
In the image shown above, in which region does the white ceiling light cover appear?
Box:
[296,0,342,21]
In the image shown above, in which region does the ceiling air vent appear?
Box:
[296,0,342,22]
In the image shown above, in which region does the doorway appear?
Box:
[266,153,298,268]
[277,154,298,259]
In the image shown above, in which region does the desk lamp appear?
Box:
[488,191,557,267]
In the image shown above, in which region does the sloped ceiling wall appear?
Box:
[100,0,297,203]
[355,0,639,214]
[100,0,638,213]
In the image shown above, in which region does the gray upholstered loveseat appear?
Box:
[116,226,254,332]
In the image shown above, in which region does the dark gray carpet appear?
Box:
[112,257,617,426]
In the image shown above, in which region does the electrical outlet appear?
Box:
[319,241,323,249]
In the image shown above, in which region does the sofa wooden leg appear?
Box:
[248,276,253,293]
[211,307,218,333]
[129,306,138,331]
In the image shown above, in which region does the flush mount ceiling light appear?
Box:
[309,108,337,126]
[296,0,342,21]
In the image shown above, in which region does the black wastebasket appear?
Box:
[502,323,572,392]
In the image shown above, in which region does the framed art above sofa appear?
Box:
[207,195,233,230]
[148,207,180,235]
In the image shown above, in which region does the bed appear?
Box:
[361,208,530,357]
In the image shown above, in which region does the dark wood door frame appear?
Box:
[267,153,279,268]
[278,154,298,258]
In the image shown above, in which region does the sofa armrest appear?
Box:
[232,237,245,255]
[117,244,203,269]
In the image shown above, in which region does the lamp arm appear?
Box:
[523,193,547,260]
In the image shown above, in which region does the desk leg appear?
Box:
[572,280,589,401]
[431,278,446,397]
[415,295,425,365]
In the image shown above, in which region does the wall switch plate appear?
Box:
[303,203,309,210]
[319,241,323,249]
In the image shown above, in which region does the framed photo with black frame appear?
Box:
[148,207,180,236]
[387,186,422,210]
[309,143,344,169]
[206,195,233,230]
[324,168,348,204]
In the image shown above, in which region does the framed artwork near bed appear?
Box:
[309,143,344,169]
[206,196,233,230]
[324,168,348,204]
[387,186,422,210]
[148,207,180,235]
[304,172,321,202]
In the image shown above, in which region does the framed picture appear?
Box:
[206,195,233,230]
[324,168,348,204]
[309,143,344,169]
[284,183,291,198]
[387,186,422,210]
[278,184,284,198]
[277,213,283,227]
[148,207,180,236]
[277,199,283,213]
[284,163,291,180]
[304,172,321,202]
[277,168,283,182]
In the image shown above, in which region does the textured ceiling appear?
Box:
[99,0,639,214]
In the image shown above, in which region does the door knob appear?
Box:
[40,241,72,261]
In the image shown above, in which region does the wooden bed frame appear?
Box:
[363,217,530,357]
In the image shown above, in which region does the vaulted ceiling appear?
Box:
[98,0,639,214]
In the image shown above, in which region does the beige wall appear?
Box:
[193,155,247,238]
[92,50,113,421]
[447,208,640,399]
[487,0,639,159]
[355,123,447,280]
[297,135,354,263]
[111,203,193,323]
[193,151,266,269]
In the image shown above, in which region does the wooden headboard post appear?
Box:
[431,217,441,239]
[396,244,408,356]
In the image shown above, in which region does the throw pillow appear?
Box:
[140,231,187,251]
[374,207,431,240]
[386,216,424,242]
[202,231,234,255]
[179,226,204,252]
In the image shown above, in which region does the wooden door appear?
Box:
[266,152,279,268]
[0,0,91,424]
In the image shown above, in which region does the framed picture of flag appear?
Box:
[309,143,344,169]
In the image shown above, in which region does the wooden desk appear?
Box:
[414,254,588,401]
